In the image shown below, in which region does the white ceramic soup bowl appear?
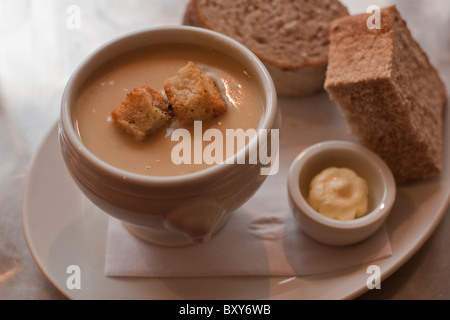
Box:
[287,140,396,246]
[59,26,279,246]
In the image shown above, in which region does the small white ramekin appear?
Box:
[287,140,396,246]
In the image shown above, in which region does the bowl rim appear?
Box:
[287,140,396,230]
[59,25,278,187]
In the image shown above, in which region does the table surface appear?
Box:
[1,0,449,300]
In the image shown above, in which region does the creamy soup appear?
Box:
[73,44,265,176]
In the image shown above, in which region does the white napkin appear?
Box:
[104,169,392,277]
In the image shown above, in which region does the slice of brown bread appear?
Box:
[111,86,170,140]
[183,0,348,96]
[325,6,446,183]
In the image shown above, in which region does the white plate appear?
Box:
[22,93,450,299]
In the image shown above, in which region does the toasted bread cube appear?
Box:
[163,61,228,124]
[111,86,170,140]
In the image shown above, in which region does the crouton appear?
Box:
[163,61,228,124]
[111,86,170,140]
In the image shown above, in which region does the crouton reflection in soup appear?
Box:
[73,44,264,176]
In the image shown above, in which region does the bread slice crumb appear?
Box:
[183,0,349,96]
[111,86,170,141]
[163,61,228,124]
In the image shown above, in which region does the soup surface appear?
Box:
[73,44,264,176]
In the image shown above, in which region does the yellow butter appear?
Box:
[307,167,368,220]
